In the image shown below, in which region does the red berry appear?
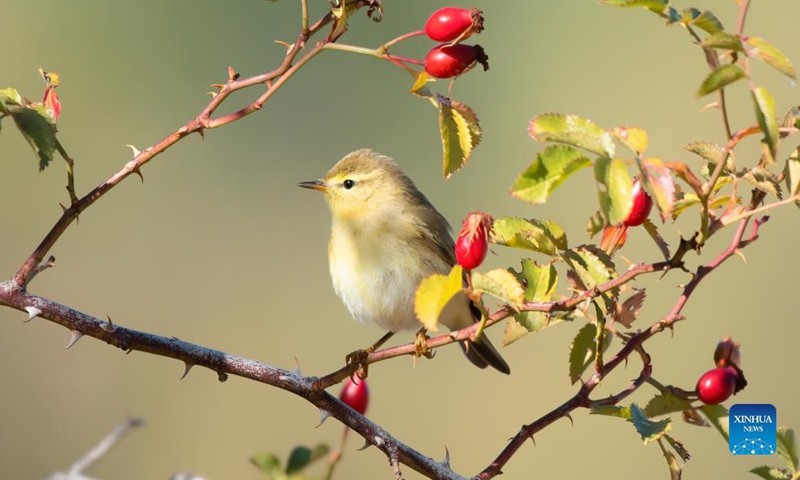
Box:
[456,212,492,271]
[623,178,653,227]
[696,367,738,405]
[339,376,369,415]
[424,7,484,43]
[424,44,488,79]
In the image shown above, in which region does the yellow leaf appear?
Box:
[471,268,525,308]
[439,96,482,178]
[414,265,464,331]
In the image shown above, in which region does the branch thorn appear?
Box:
[64,329,84,349]
[102,315,116,332]
[227,66,240,82]
[732,248,747,263]
[275,40,294,52]
[180,362,194,380]
[529,435,537,446]
[24,306,42,323]
[292,357,302,376]
[564,412,574,426]
[132,167,144,184]
[440,446,451,468]
[357,438,372,451]
[126,144,141,157]
[315,408,330,428]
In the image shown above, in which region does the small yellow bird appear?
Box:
[299,149,510,374]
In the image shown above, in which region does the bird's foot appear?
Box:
[413,328,435,364]
[345,349,370,379]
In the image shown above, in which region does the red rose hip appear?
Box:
[456,212,492,271]
[339,376,369,415]
[696,367,738,405]
[424,44,488,79]
[424,7,484,42]
[623,178,653,227]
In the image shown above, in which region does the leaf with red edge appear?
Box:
[636,157,676,222]
[666,162,704,196]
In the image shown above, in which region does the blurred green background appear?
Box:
[2,1,799,478]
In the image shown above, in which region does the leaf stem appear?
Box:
[55,139,78,206]
[378,29,426,53]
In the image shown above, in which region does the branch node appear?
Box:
[217,372,228,383]
[64,329,84,349]
[374,436,385,448]
[24,306,42,323]
[180,362,194,380]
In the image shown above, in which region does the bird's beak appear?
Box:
[297,180,327,192]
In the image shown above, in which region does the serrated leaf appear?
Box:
[438,96,481,178]
[697,65,745,97]
[749,466,793,480]
[682,8,723,34]
[642,218,671,258]
[595,156,634,225]
[490,217,568,256]
[742,167,782,198]
[685,141,723,163]
[752,87,779,159]
[666,161,704,196]
[698,404,729,442]
[510,145,592,204]
[701,32,744,52]
[471,268,525,308]
[776,427,798,472]
[529,113,615,157]
[251,453,282,475]
[664,434,691,462]
[286,444,330,475]
[746,37,797,80]
[644,392,691,417]
[587,210,605,238]
[569,323,601,384]
[615,289,646,328]
[562,245,617,314]
[611,126,649,156]
[414,265,464,332]
[638,157,676,221]
[784,148,800,201]
[9,105,57,171]
[590,404,632,419]
[599,0,666,14]
[630,403,672,444]
[504,260,560,346]
[0,88,22,113]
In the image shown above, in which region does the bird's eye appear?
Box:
[343,179,355,190]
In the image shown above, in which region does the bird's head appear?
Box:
[299,149,418,222]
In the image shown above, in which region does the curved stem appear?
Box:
[378,29,425,53]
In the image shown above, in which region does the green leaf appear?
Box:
[697,64,745,97]
[630,403,672,444]
[587,210,605,238]
[0,88,22,113]
[471,268,525,308]
[776,427,798,472]
[682,8,723,34]
[599,0,666,14]
[504,260,560,346]
[569,323,604,384]
[610,126,649,156]
[510,145,592,204]
[644,392,692,417]
[9,105,58,171]
[528,113,615,157]
[490,217,568,256]
[594,156,633,225]
[752,87,779,159]
[698,404,729,442]
[286,444,330,475]
[746,37,797,80]
[685,141,729,166]
[590,404,632,419]
[701,32,744,52]
[637,157,676,222]
[414,265,464,332]
[438,96,482,179]
[251,452,282,475]
[750,466,793,480]
[561,245,617,296]
[784,148,800,203]
[742,167,782,198]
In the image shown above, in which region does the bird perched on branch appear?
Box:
[299,149,510,374]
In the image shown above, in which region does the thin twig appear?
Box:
[57,418,144,478]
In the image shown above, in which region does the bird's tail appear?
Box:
[460,302,511,374]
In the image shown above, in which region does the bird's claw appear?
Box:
[413,329,435,361]
[345,349,370,378]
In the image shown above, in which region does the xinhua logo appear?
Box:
[729,404,777,455]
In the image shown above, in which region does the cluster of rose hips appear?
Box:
[422,7,489,79]
[695,336,747,405]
